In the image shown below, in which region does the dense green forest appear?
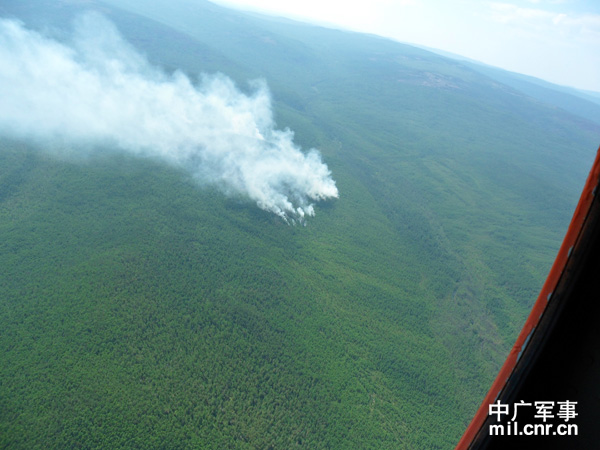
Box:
[1,0,598,448]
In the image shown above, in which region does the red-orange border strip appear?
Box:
[455,145,600,450]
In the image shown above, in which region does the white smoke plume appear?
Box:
[0,13,338,220]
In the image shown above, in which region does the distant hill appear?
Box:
[464,64,600,126]
[413,45,600,125]
[1,1,598,449]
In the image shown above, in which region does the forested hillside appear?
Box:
[1,0,598,448]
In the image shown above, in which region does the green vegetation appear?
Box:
[1,0,599,448]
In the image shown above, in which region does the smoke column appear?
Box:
[0,13,338,220]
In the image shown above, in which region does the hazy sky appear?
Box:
[214,0,600,93]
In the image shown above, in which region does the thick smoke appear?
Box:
[0,13,338,220]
